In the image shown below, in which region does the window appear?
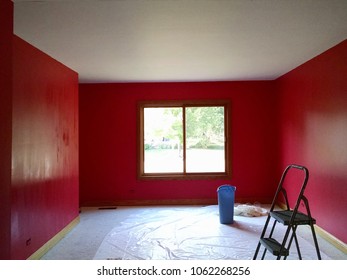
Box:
[138,100,230,179]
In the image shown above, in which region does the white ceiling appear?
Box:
[13,0,347,83]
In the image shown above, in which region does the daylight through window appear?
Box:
[138,101,230,179]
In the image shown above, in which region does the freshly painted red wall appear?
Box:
[79,82,279,206]
[0,0,13,260]
[11,36,79,259]
[277,39,347,243]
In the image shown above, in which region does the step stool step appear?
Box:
[270,210,316,225]
[260,238,289,256]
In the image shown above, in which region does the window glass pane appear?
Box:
[144,107,183,173]
[185,106,225,172]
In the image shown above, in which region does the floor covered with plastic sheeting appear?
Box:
[93,205,330,260]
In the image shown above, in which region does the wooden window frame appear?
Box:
[137,100,231,180]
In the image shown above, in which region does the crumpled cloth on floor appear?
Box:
[234,204,268,217]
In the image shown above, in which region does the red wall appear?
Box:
[79,82,280,206]
[277,39,347,243]
[11,36,79,259]
[0,0,13,260]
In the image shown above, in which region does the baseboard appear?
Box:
[80,197,272,207]
[314,225,347,254]
[81,199,217,207]
[27,216,80,260]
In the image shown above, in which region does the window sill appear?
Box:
[138,173,231,181]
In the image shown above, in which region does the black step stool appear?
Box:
[253,164,321,260]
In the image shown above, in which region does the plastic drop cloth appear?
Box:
[93,205,329,260]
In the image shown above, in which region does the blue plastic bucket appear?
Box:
[217,185,236,224]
